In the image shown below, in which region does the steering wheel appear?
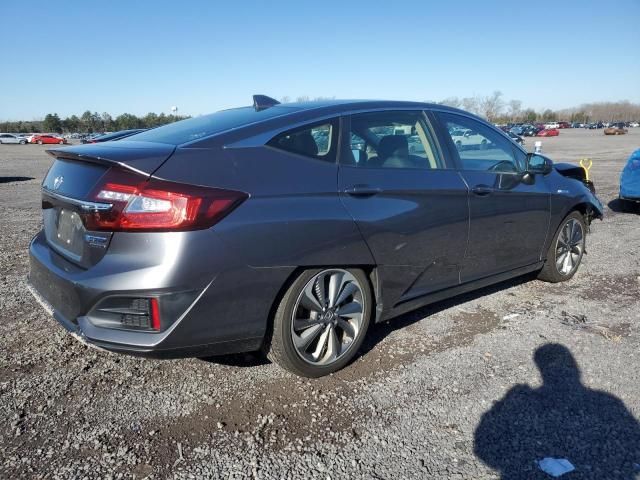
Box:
[489,160,517,173]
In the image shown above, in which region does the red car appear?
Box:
[537,128,560,137]
[558,121,571,129]
[31,134,66,145]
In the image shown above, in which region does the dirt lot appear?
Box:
[1,129,639,479]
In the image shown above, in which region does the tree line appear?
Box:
[2,96,639,134]
[0,111,189,134]
[435,92,640,124]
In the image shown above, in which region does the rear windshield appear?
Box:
[127,106,295,145]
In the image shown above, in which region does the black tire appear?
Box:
[265,268,372,377]
[620,199,638,213]
[538,211,586,283]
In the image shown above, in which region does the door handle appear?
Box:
[471,185,494,196]
[344,185,381,197]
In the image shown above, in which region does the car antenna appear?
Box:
[253,95,280,112]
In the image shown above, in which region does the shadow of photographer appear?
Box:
[474,344,640,479]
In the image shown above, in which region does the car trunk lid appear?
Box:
[42,141,175,268]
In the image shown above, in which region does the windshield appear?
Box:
[126,106,295,145]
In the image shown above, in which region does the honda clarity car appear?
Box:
[28,96,603,377]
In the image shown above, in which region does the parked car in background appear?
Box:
[81,133,106,144]
[629,122,639,128]
[507,131,524,145]
[449,128,491,150]
[619,148,640,213]
[27,96,603,377]
[0,133,27,144]
[82,129,147,143]
[520,125,542,137]
[537,128,560,137]
[31,134,66,145]
[544,122,560,129]
[558,122,571,129]
[604,123,628,135]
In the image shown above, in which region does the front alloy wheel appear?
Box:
[266,268,372,377]
[555,218,584,276]
[538,211,586,282]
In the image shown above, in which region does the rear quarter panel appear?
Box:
[152,145,374,268]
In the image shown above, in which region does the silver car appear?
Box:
[0,133,27,144]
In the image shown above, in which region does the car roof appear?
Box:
[259,99,459,115]
[126,98,490,147]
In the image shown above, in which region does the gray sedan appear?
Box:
[28,96,603,377]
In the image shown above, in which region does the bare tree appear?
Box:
[438,97,461,108]
[461,96,480,115]
[507,100,522,122]
[279,96,291,104]
[480,91,505,122]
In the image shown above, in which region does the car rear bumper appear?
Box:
[28,229,293,358]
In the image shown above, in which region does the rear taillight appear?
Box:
[85,169,247,232]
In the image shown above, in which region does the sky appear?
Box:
[1,0,638,121]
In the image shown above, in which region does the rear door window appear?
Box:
[342,111,445,169]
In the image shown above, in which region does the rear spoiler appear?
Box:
[46,141,176,177]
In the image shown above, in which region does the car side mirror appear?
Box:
[526,153,553,175]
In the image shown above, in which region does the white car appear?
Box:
[0,133,27,144]
[544,122,560,129]
[630,122,639,128]
[450,128,490,150]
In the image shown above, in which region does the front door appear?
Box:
[337,110,469,307]
[434,112,551,283]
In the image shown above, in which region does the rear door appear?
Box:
[433,111,550,282]
[338,110,469,306]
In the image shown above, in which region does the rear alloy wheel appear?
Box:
[266,268,372,377]
[538,211,586,282]
[37,140,43,145]
[59,140,64,144]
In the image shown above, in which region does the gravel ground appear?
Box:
[1,129,639,479]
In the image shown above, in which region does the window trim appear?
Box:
[266,118,339,163]
[338,110,450,171]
